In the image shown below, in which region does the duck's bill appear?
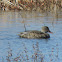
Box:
[49,31,53,33]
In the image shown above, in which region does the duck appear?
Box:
[18,26,52,39]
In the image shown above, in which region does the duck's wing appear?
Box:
[29,30,44,34]
[19,30,43,35]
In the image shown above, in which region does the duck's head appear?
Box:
[41,26,52,33]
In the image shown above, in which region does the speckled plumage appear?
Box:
[18,26,51,39]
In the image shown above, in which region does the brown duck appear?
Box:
[18,26,52,39]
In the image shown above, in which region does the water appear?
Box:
[0,10,62,62]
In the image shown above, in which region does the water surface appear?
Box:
[0,10,62,62]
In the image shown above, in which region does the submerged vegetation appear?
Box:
[0,0,62,11]
[1,42,59,62]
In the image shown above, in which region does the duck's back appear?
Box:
[29,30,44,34]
